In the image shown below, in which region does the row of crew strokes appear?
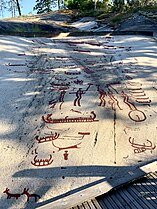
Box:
[42,111,98,124]
[3,188,40,202]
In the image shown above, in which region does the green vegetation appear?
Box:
[34,0,53,14]
[63,0,157,27]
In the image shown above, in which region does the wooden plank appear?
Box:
[86,200,98,209]
[125,188,147,209]
[82,201,91,209]
[113,192,131,209]
[76,204,84,209]
[128,184,155,209]
[97,197,110,209]
[118,189,141,209]
[149,172,157,180]
[135,181,157,206]
[109,193,125,208]
[104,195,120,209]
[37,162,157,209]
[127,186,153,209]
[91,199,103,209]
[131,182,157,208]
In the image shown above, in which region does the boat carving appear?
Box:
[31,155,53,167]
[42,111,99,124]
[50,82,70,87]
[52,140,82,151]
[35,132,60,143]
[65,71,81,75]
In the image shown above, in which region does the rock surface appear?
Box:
[0,34,157,209]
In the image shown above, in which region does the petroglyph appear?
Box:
[42,111,99,124]
[129,137,156,153]
[31,154,53,167]
[122,91,146,122]
[35,132,60,143]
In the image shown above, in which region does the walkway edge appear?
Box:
[36,161,157,209]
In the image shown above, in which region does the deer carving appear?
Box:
[3,188,21,199]
[21,188,40,202]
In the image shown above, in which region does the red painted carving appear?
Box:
[135,99,151,104]
[123,127,140,134]
[17,53,26,56]
[68,76,78,80]
[73,49,91,53]
[59,90,67,110]
[84,75,91,79]
[85,42,100,46]
[49,99,57,106]
[122,69,136,74]
[31,69,54,74]
[3,188,21,199]
[103,45,116,49]
[80,66,94,74]
[132,92,146,97]
[55,77,67,81]
[50,82,70,87]
[21,188,40,202]
[125,75,133,80]
[65,71,81,75]
[128,86,151,105]
[123,155,129,159]
[32,148,38,155]
[128,88,142,92]
[42,111,98,124]
[153,87,157,91]
[97,85,107,107]
[122,91,146,122]
[127,82,142,87]
[6,63,26,66]
[46,126,70,132]
[52,140,82,151]
[49,103,56,109]
[35,132,60,143]
[78,132,90,136]
[63,151,69,160]
[129,137,156,153]
[70,109,82,114]
[31,155,53,167]
[106,82,121,94]
[108,92,122,110]
[73,79,83,85]
[51,132,90,152]
[50,87,69,91]
[54,56,70,61]
[72,88,85,106]
[69,84,93,107]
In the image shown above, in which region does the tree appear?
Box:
[112,0,125,11]
[34,0,54,14]
[65,0,94,11]
[0,0,22,17]
[15,0,21,15]
[0,0,6,17]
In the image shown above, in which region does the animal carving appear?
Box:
[21,188,40,202]
[3,188,21,199]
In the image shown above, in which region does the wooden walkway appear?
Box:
[70,172,157,209]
